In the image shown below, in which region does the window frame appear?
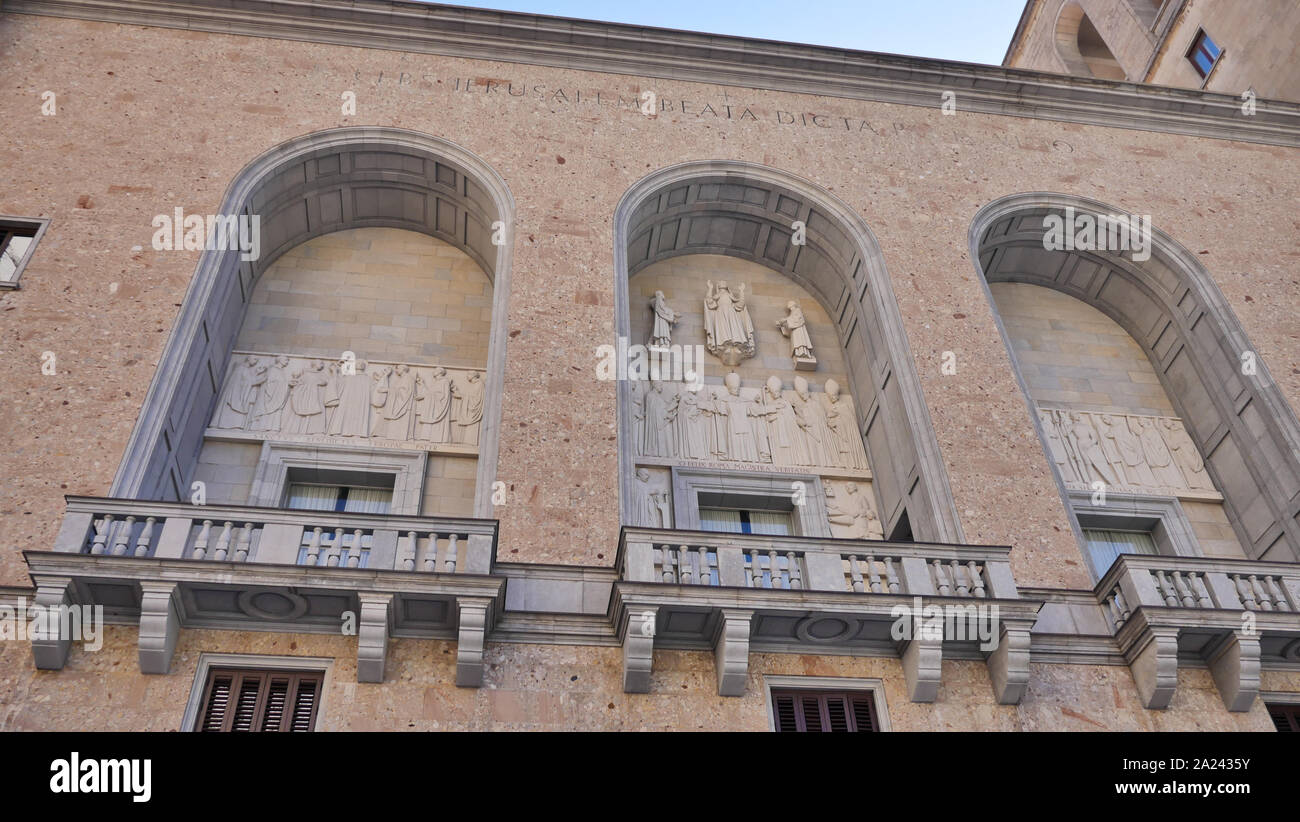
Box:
[762,675,890,732]
[670,466,831,537]
[1067,489,1201,581]
[0,216,50,289]
[246,441,426,515]
[1185,28,1223,83]
[182,653,332,732]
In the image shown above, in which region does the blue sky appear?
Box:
[435,1,1028,65]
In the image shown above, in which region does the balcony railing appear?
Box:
[54,496,496,573]
[1099,554,1300,631]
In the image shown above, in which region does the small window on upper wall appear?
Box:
[771,689,879,732]
[1186,29,1222,79]
[1268,704,1300,733]
[1083,527,1157,577]
[196,668,323,732]
[0,217,48,288]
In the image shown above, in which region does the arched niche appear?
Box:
[1055,1,1126,80]
[110,127,515,518]
[613,162,963,543]
[970,192,1300,563]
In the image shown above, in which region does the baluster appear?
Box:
[1171,571,1195,607]
[234,522,254,563]
[679,546,693,585]
[884,558,900,594]
[424,534,440,572]
[133,517,156,557]
[787,552,802,590]
[1233,574,1257,610]
[327,527,344,567]
[347,529,364,568]
[768,550,781,589]
[951,559,968,596]
[399,531,416,571]
[968,561,986,598]
[932,559,951,596]
[213,521,234,562]
[847,555,864,593]
[864,555,882,593]
[1106,591,1124,628]
[1115,588,1131,623]
[1188,572,1212,607]
[90,515,113,555]
[698,547,711,585]
[1247,575,1271,611]
[1154,570,1178,606]
[111,516,135,556]
[658,546,673,583]
[304,527,323,566]
[192,520,213,559]
[749,553,764,588]
[444,533,459,573]
[1265,576,1290,612]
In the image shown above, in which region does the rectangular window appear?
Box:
[0,218,48,287]
[771,689,879,732]
[286,483,392,514]
[1186,29,1222,79]
[196,668,323,732]
[699,507,792,536]
[1083,527,1157,576]
[1268,704,1300,733]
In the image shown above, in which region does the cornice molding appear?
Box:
[6,0,1300,147]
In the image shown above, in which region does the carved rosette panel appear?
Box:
[631,377,871,477]
[207,351,485,454]
[1037,405,1219,500]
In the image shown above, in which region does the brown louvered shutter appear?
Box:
[197,669,323,732]
[772,689,880,732]
[1268,704,1300,733]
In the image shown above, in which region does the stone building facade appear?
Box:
[0,0,1298,731]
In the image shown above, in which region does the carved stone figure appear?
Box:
[1068,412,1120,487]
[675,385,714,460]
[703,279,755,366]
[648,290,679,349]
[777,300,817,370]
[821,379,868,471]
[414,366,453,443]
[373,363,415,440]
[747,389,773,463]
[284,359,330,435]
[717,372,760,463]
[1161,418,1213,490]
[791,376,835,466]
[1135,416,1184,488]
[1038,408,1077,483]
[325,357,375,437]
[761,376,809,467]
[249,355,291,432]
[826,481,883,540]
[1098,413,1155,487]
[215,355,261,429]
[452,370,485,446]
[637,378,677,458]
[633,467,671,528]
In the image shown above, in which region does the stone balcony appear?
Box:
[1097,554,1300,711]
[27,496,503,685]
[614,527,1043,702]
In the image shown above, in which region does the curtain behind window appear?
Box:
[1083,528,1156,576]
[344,487,392,514]
[748,511,792,536]
[699,508,743,534]
[286,484,339,511]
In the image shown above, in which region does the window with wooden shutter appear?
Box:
[197,668,323,732]
[1267,703,1300,733]
[771,689,879,732]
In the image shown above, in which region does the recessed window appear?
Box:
[1186,29,1222,79]
[196,668,323,732]
[286,482,392,514]
[1268,704,1300,733]
[699,507,792,536]
[0,217,48,287]
[1083,527,1157,576]
[771,689,879,732]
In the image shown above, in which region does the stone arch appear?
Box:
[970,192,1300,563]
[110,126,515,517]
[613,161,963,543]
[1055,1,1126,80]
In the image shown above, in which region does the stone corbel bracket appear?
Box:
[139,581,184,675]
[1116,610,1263,712]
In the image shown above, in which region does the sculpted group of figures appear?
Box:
[212,352,484,446]
[1038,406,1214,494]
[632,372,869,471]
[650,282,816,370]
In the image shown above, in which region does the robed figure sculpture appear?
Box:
[703,280,756,366]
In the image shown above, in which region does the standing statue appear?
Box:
[452,371,485,446]
[820,380,868,471]
[414,366,453,443]
[373,363,416,440]
[791,376,836,466]
[1134,416,1185,488]
[326,358,374,437]
[633,468,672,528]
[776,300,817,370]
[648,290,679,349]
[703,280,756,366]
[284,359,331,435]
[717,372,760,463]
[1068,412,1120,487]
[1161,418,1213,491]
[1098,413,1155,488]
[636,378,677,458]
[760,375,808,467]
[250,355,291,433]
[1038,408,1076,483]
[675,385,713,460]
[215,355,262,429]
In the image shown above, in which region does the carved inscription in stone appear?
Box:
[1038,405,1218,498]
[209,351,484,453]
